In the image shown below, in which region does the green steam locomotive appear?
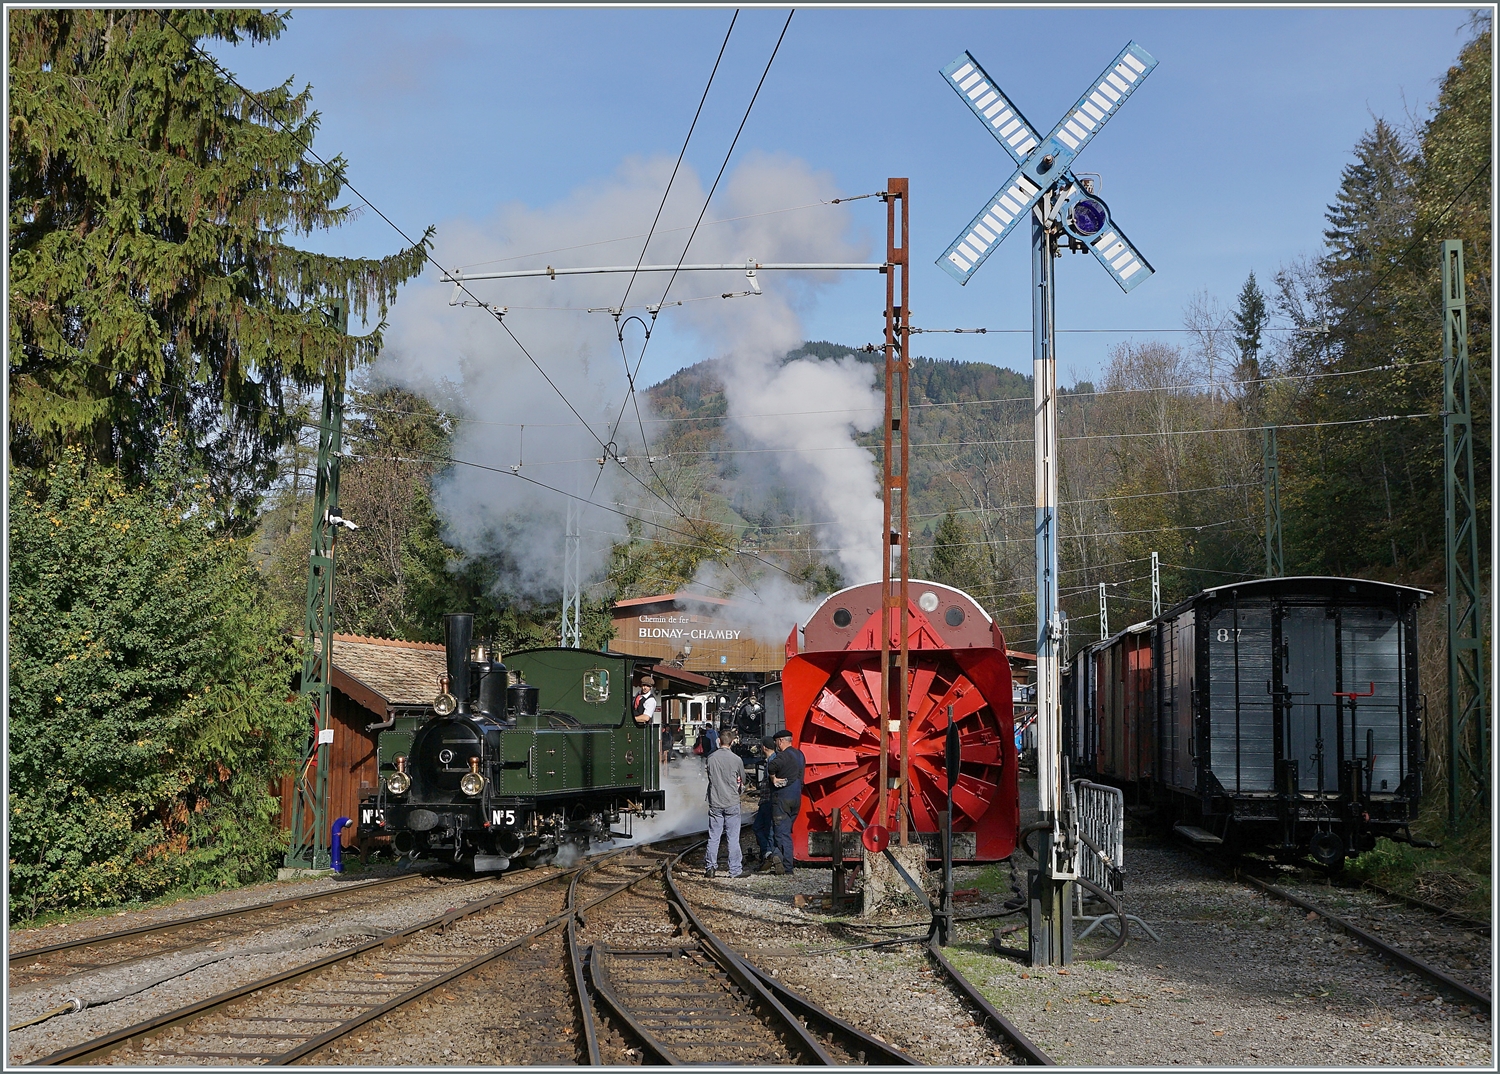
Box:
[358,614,665,870]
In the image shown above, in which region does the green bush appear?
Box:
[8,446,304,921]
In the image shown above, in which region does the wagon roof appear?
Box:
[1160,575,1431,622]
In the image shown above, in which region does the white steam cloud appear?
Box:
[377,152,882,608]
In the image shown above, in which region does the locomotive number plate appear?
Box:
[360,807,384,826]
[490,809,517,826]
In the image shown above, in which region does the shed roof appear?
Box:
[613,592,735,612]
[305,633,447,715]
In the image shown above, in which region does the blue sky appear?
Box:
[215,5,1475,387]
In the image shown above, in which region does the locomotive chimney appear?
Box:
[444,613,474,713]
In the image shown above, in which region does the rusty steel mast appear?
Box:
[877,179,913,845]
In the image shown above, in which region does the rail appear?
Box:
[26,865,585,1066]
[925,940,1053,1065]
[1238,873,1491,1014]
[8,870,434,967]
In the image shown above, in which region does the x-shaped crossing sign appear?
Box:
[937,42,1157,291]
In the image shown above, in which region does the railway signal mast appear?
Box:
[937,42,1157,965]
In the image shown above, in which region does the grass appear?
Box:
[1343,806,1491,920]
[14,853,387,931]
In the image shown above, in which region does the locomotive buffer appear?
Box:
[936,42,1157,966]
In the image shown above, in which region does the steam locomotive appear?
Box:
[1066,576,1427,867]
[359,614,665,870]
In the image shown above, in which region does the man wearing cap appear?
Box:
[747,736,778,869]
[703,730,745,879]
[764,728,805,876]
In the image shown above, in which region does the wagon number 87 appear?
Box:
[1216,628,1244,642]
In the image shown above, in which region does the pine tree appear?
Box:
[927,511,989,596]
[8,10,431,525]
[1232,272,1270,415]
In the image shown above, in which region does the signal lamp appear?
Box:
[433,692,457,716]
[1070,198,1106,236]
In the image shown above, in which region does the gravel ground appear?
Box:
[6,871,526,1066]
[930,777,1493,1066]
[679,843,1022,1065]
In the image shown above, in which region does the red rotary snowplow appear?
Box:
[782,581,1018,863]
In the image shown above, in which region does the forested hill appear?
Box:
[642,342,1035,555]
[646,342,1031,429]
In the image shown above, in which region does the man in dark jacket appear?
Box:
[764,728,805,876]
[747,736,777,867]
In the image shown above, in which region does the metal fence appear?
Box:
[1073,779,1125,895]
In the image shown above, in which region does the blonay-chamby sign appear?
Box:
[635,614,744,642]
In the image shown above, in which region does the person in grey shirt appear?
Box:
[704,729,746,879]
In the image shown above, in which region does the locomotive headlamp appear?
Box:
[433,692,457,716]
[460,756,485,797]
[387,756,411,796]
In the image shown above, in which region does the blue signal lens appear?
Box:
[1071,198,1106,236]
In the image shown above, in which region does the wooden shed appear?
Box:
[277,634,446,849]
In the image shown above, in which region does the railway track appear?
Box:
[23,862,585,1066]
[22,836,905,1067]
[1169,839,1492,1017]
[1354,879,1491,936]
[19,838,1048,1067]
[924,942,1053,1066]
[285,846,672,1065]
[1237,871,1491,1015]
[9,871,458,992]
[558,843,912,1065]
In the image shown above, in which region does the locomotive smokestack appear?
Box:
[444,613,474,713]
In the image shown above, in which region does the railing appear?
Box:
[1073,779,1125,895]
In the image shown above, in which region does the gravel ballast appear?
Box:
[9,770,1491,1067]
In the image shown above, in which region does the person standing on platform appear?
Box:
[747,736,777,868]
[764,728,805,876]
[703,730,745,878]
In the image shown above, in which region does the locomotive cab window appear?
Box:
[582,668,609,703]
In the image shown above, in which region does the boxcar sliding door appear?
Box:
[1336,607,1409,797]
[1280,606,1339,794]
[1207,600,1276,793]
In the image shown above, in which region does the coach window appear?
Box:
[583,668,609,703]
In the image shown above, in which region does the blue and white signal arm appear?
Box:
[938,43,1157,292]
